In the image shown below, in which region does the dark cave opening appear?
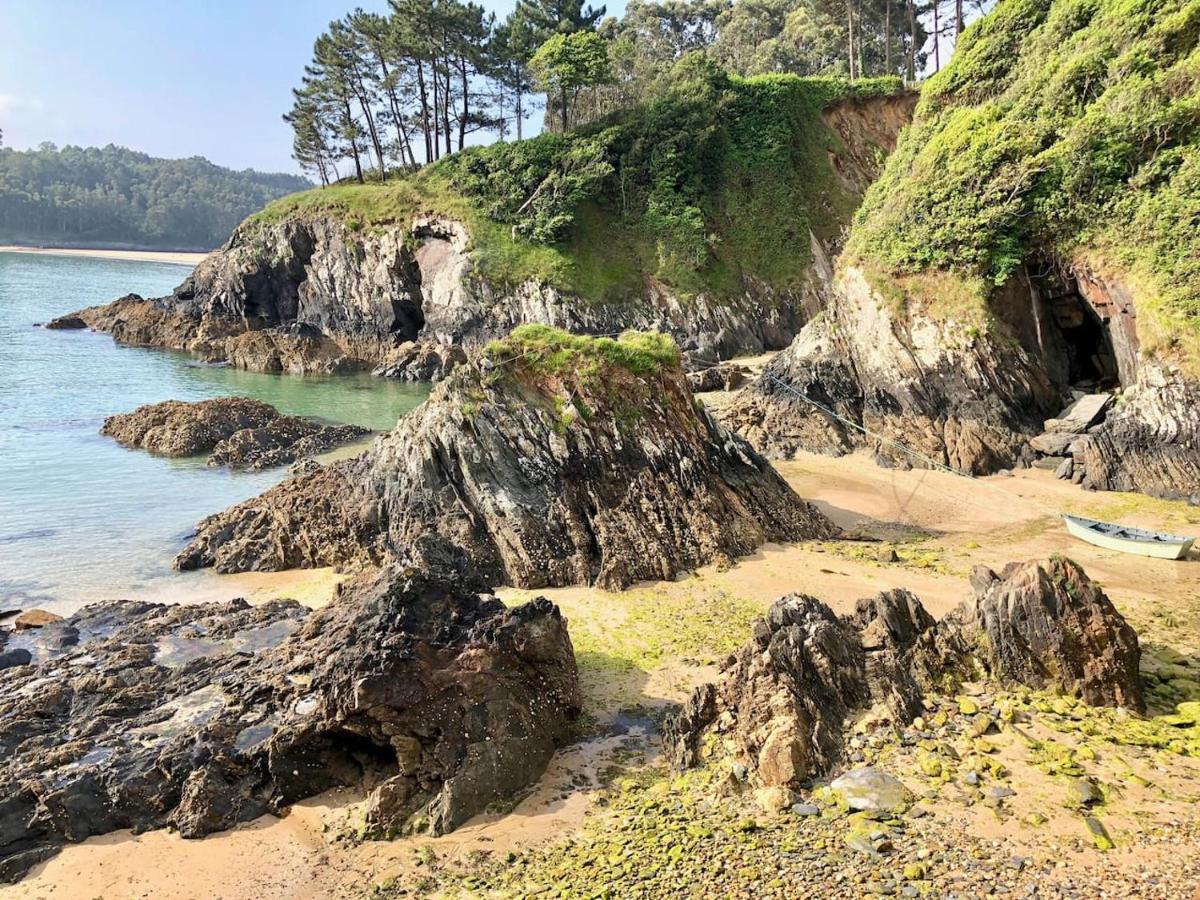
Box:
[1029,262,1121,392]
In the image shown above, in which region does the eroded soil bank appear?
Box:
[7,452,1200,899]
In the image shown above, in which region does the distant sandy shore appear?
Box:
[0,245,207,265]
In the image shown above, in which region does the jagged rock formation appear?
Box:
[1073,364,1200,502]
[954,558,1144,711]
[725,267,1059,473]
[664,557,1143,791]
[0,563,580,882]
[174,328,836,589]
[101,397,369,470]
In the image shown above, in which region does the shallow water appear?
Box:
[0,251,428,613]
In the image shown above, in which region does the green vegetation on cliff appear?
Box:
[484,324,680,378]
[0,144,311,250]
[847,0,1200,362]
[254,64,903,305]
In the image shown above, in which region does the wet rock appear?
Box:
[175,332,835,589]
[830,768,912,813]
[0,562,579,882]
[0,649,31,670]
[44,314,86,330]
[206,418,369,471]
[102,397,279,457]
[102,397,369,470]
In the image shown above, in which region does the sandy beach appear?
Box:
[8,450,1200,899]
[0,245,207,266]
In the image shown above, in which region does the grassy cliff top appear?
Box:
[252,67,904,307]
[483,325,680,378]
[847,0,1200,365]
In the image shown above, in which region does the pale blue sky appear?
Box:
[0,0,622,174]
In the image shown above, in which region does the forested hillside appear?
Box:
[0,144,311,250]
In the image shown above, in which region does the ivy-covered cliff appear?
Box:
[730,0,1200,500]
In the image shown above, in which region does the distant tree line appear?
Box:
[287,0,994,183]
[0,143,311,250]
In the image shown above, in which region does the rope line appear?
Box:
[763,371,1070,521]
[764,372,975,480]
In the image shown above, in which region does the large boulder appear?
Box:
[664,557,1144,789]
[175,327,836,589]
[0,561,580,882]
[948,557,1144,712]
[101,397,369,470]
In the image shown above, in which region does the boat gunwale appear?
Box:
[1062,514,1195,546]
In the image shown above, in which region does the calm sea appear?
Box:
[0,251,427,613]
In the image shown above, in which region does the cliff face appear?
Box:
[725,266,1059,474]
[175,328,835,590]
[726,0,1200,499]
[55,88,915,378]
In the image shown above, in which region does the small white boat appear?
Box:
[1062,514,1195,560]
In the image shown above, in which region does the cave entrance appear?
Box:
[1030,263,1121,392]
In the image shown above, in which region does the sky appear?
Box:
[0,0,623,175]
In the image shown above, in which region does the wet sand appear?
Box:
[8,451,1200,899]
[0,245,207,266]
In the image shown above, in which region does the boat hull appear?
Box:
[1062,515,1195,560]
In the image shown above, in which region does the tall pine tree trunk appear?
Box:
[458,57,469,151]
[908,0,916,81]
[934,0,941,72]
[416,62,433,163]
[885,1,892,74]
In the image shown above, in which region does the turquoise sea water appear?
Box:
[0,251,428,613]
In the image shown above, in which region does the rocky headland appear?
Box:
[0,560,580,882]
[47,86,915,382]
[101,397,369,470]
[174,327,836,587]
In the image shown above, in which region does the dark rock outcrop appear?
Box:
[949,557,1144,712]
[725,267,1059,474]
[664,557,1143,791]
[1073,365,1200,502]
[175,330,837,589]
[102,397,280,456]
[0,564,580,882]
[101,397,369,470]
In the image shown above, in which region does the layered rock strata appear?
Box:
[663,557,1143,793]
[0,563,580,882]
[174,329,837,589]
[725,267,1060,474]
